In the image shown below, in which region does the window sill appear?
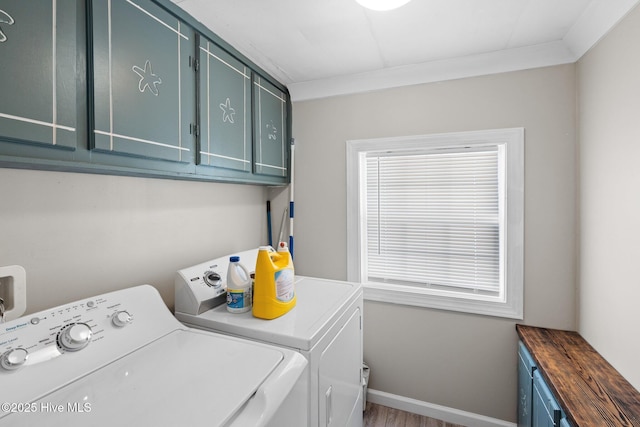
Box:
[363,282,523,319]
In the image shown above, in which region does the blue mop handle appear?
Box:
[289,201,294,260]
[289,138,295,259]
[267,201,273,247]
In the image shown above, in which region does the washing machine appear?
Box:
[0,285,307,426]
[175,248,364,427]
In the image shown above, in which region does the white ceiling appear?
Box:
[171,0,640,100]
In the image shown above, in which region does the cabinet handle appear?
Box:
[325,385,333,426]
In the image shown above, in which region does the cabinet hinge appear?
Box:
[190,124,200,137]
[189,56,199,71]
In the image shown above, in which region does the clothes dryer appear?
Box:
[175,248,364,427]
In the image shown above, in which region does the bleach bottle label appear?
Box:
[227,288,251,310]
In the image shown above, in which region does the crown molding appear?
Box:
[564,0,640,58]
[288,0,640,102]
[288,41,575,102]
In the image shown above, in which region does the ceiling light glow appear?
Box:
[355,0,412,11]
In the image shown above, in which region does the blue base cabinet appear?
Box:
[518,341,572,427]
[532,370,562,427]
[518,342,536,427]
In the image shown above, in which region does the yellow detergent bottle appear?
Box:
[252,243,296,319]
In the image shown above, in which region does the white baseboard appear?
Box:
[366,389,516,427]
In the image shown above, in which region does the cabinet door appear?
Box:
[0,0,76,150]
[253,76,288,180]
[197,36,252,174]
[533,370,562,427]
[89,0,194,163]
[518,342,536,427]
[318,308,362,427]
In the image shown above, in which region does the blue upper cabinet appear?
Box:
[253,76,288,181]
[197,35,252,176]
[0,0,77,150]
[89,0,195,165]
[197,37,289,185]
[0,0,289,184]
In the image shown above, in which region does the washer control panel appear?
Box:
[0,285,182,408]
[0,294,138,371]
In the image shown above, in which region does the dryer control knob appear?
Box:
[58,323,93,352]
[203,271,222,288]
[112,310,133,328]
[0,348,29,370]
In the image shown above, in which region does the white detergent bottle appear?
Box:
[226,256,252,313]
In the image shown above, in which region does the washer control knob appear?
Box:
[58,323,93,352]
[0,348,29,370]
[112,310,133,328]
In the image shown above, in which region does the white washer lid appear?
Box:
[183,276,362,351]
[3,330,285,426]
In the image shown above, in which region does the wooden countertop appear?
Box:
[516,325,640,427]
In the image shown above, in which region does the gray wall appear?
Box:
[577,4,640,390]
[291,64,578,422]
[0,168,267,313]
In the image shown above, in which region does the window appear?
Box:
[346,128,524,318]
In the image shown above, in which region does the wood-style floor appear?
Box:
[364,402,466,427]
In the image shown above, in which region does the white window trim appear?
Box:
[346,128,524,319]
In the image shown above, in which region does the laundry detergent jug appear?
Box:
[252,244,296,319]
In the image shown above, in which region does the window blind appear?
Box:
[365,147,501,296]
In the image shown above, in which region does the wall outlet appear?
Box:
[0,265,27,321]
